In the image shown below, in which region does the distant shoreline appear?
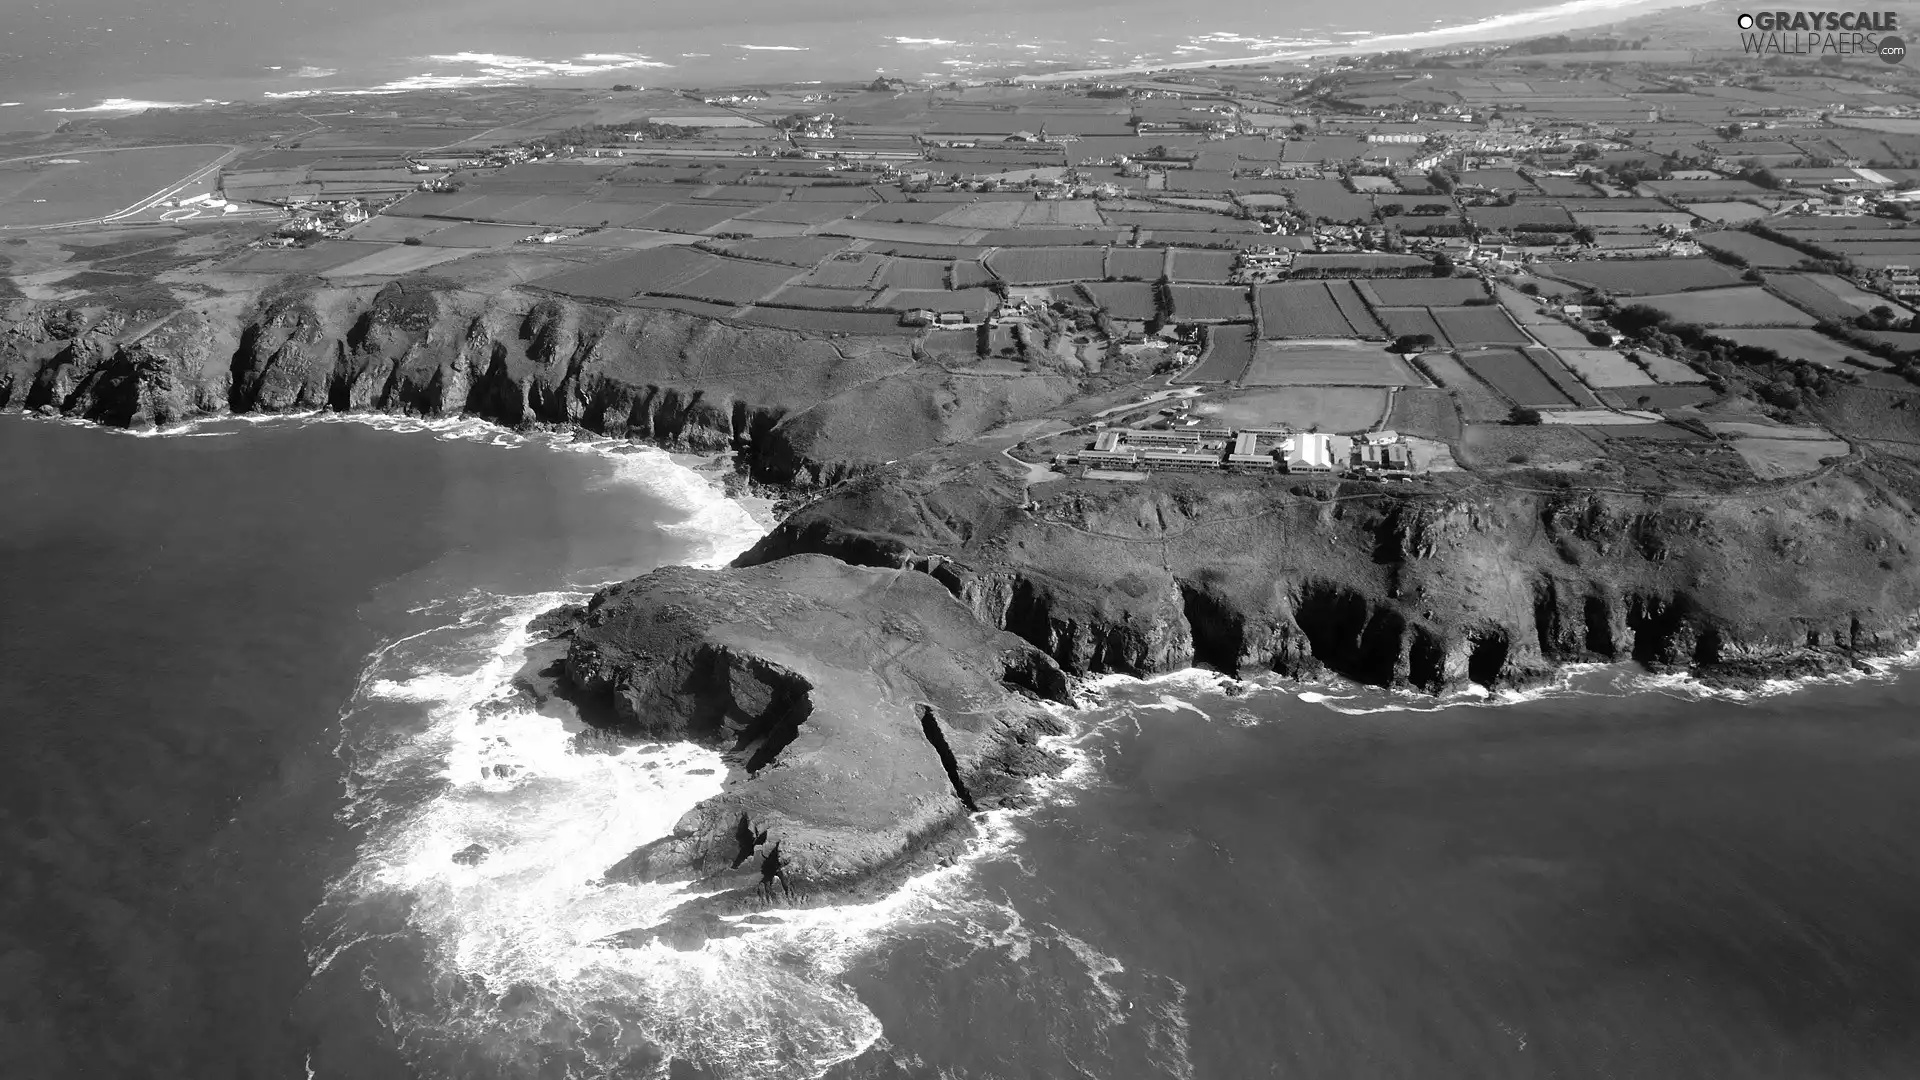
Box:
[1020,0,1719,82]
[19,0,1722,120]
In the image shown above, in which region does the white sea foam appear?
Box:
[312,584,1107,1076]
[44,97,199,113]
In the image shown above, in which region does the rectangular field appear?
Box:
[1696,230,1807,268]
[874,257,949,290]
[1537,258,1744,294]
[702,235,850,266]
[1241,341,1421,387]
[534,246,720,299]
[1377,307,1447,347]
[1194,386,1390,432]
[1361,278,1490,306]
[1556,348,1651,388]
[764,285,878,310]
[670,259,801,303]
[1459,348,1577,407]
[1169,285,1252,322]
[1257,282,1362,337]
[1432,306,1531,346]
[1081,282,1159,320]
[1639,286,1817,327]
[1105,247,1166,281]
[1168,249,1239,283]
[876,288,997,314]
[986,246,1107,284]
[801,254,889,288]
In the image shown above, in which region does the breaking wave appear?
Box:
[194,417,1138,1077]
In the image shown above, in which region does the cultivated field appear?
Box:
[703,235,850,266]
[1168,285,1252,322]
[1638,286,1817,327]
[1168,249,1239,283]
[536,246,717,299]
[1538,258,1743,294]
[1328,282,1386,338]
[766,285,877,310]
[1459,348,1576,406]
[802,254,888,288]
[1432,306,1530,346]
[1105,247,1166,280]
[734,307,913,334]
[1695,230,1806,268]
[1526,322,1600,348]
[1196,386,1389,431]
[868,257,945,290]
[987,246,1107,284]
[1081,282,1159,320]
[1637,353,1707,383]
[1241,340,1421,387]
[1377,307,1446,346]
[1556,348,1651,387]
[879,287,997,313]
[1257,281,1377,337]
[1360,278,1490,306]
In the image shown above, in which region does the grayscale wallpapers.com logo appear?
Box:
[1735,10,1906,60]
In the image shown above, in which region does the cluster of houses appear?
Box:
[1063,426,1415,476]
[268,197,368,241]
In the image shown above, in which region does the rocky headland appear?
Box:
[10,285,1920,907]
[516,554,1068,935]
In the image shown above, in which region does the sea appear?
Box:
[4,411,1920,1080]
[1,0,1703,120]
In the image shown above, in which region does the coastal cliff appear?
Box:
[0,286,1075,486]
[738,461,1920,691]
[524,554,1069,918]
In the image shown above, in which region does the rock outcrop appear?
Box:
[738,461,1920,691]
[531,554,1070,910]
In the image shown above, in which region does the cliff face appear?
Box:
[533,554,1069,910]
[1,286,1075,486]
[738,462,1920,690]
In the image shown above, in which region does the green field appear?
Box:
[1241,341,1421,387]
[1194,387,1390,432]
[1639,286,1817,327]
[0,146,228,228]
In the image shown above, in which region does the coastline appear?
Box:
[1022,0,1719,83]
[11,0,1721,118]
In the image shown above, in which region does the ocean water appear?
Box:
[5,411,1920,1079]
[3,0,1696,119]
